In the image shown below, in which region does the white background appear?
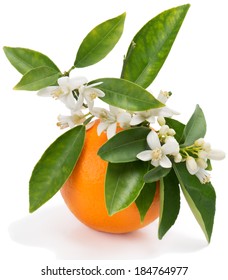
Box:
[1,0,228,279]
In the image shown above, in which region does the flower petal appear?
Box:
[186,156,199,175]
[117,112,131,128]
[57,76,69,87]
[196,158,208,169]
[87,100,94,111]
[160,155,172,168]
[147,130,161,150]
[146,115,155,123]
[68,76,88,90]
[109,105,122,115]
[130,114,145,125]
[37,86,59,97]
[157,90,170,104]
[58,77,71,94]
[107,122,117,139]
[93,88,105,98]
[158,106,180,117]
[86,120,95,130]
[97,121,109,136]
[91,107,103,118]
[162,138,179,155]
[87,81,103,88]
[137,150,153,161]
[195,168,211,184]
[151,159,160,167]
[208,149,226,160]
[59,93,76,110]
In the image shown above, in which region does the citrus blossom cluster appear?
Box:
[37,75,178,138]
[37,75,225,185]
[180,138,225,183]
[136,117,225,184]
[4,6,226,242]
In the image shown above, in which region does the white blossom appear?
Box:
[78,82,105,110]
[130,90,179,126]
[130,109,156,125]
[206,149,225,160]
[157,116,166,126]
[136,130,179,168]
[157,90,171,104]
[57,110,86,129]
[196,158,208,169]
[92,106,131,139]
[37,76,88,110]
[186,156,199,175]
[194,138,226,161]
[195,168,211,184]
[174,153,182,163]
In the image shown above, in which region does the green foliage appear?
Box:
[181,105,207,146]
[3,46,60,74]
[98,127,150,163]
[75,13,126,67]
[91,78,164,111]
[158,170,180,239]
[29,125,85,212]
[135,182,157,222]
[144,166,171,183]
[4,5,218,244]
[105,161,148,215]
[174,163,216,242]
[121,4,190,88]
[14,66,61,91]
[165,118,185,143]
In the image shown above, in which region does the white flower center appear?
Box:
[72,114,83,123]
[99,110,109,120]
[151,148,163,161]
[52,88,63,99]
[89,92,98,100]
[162,91,170,99]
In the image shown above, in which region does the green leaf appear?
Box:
[135,182,157,222]
[181,105,207,146]
[98,127,150,163]
[29,125,86,212]
[91,78,164,111]
[105,161,148,215]
[144,166,171,183]
[165,117,185,143]
[3,46,60,74]
[173,163,216,242]
[14,66,61,91]
[158,169,180,239]
[121,4,190,88]
[75,13,126,67]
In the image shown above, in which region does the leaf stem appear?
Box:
[64,65,76,76]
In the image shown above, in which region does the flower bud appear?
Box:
[198,150,208,159]
[159,125,169,136]
[168,128,176,136]
[194,138,205,146]
[202,142,211,152]
[186,156,199,175]
[208,149,226,160]
[158,90,170,104]
[196,158,208,169]
[174,153,182,163]
[157,116,166,126]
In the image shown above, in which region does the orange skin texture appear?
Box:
[61,121,160,233]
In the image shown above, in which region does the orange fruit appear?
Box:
[61,120,160,233]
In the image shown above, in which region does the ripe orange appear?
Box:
[61,120,160,233]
